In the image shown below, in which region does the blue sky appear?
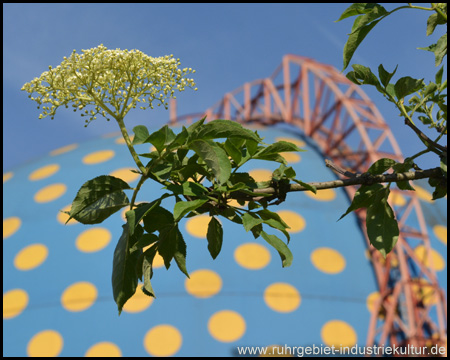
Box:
[3,3,446,171]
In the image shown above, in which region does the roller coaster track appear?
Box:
[169,54,447,352]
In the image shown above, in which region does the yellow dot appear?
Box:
[411,279,437,306]
[414,185,433,203]
[3,172,13,183]
[234,243,271,270]
[185,214,211,238]
[82,150,115,165]
[34,183,66,203]
[109,168,140,183]
[280,152,301,163]
[122,285,154,313]
[264,283,301,313]
[50,143,78,156]
[321,320,357,347]
[276,210,305,233]
[14,244,48,271]
[305,188,336,201]
[115,135,134,144]
[29,164,60,181]
[311,248,346,274]
[85,342,122,357]
[249,169,272,182]
[27,330,63,357]
[3,289,29,319]
[57,205,78,225]
[227,199,247,208]
[433,225,447,245]
[61,282,97,312]
[3,216,21,239]
[389,192,407,207]
[275,137,306,148]
[366,291,380,313]
[144,325,182,357]
[185,269,222,298]
[153,252,165,268]
[208,310,246,343]
[76,228,111,253]
[414,245,445,272]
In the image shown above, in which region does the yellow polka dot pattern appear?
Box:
[433,225,447,245]
[61,282,97,312]
[305,188,336,201]
[249,169,272,182]
[50,143,78,156]
[14,244,48,271]
[85,342,122,357]
[321,320,357,347]
[208,310,246,343]
[82,150,115,164]
[57,205,78,225]
[27,330,64,357]
[234,243,271,270]
[276,210,305,233]
[414,245,445,272]
[3,289,29,319]
[34,183,67,203]
[76,228,111,253]
[109,167,140,183]
[311,248,346,274]
[185,214,211,238]
[3,217,21,239]
[185,269,222,298]
[144,325,182,356]
[3,171,13,183]
[122,285,154,313]
[29,164,60,181]
[264,283,301,313]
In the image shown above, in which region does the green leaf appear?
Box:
[366,188,399,258]
[186,116,206,134]
[434,34,447,66]
[173,198,208,221]
[339,183,384,220]
[166,182,208,196]
[260,231,293,267]
[257,209,290,243]
[224,138,242,164]
[343,15,384,70]
[335,3,378,22]
[141,248,157,298]
[189,119,260,143]
[255,141,305,159]
[66,175,131,225]
[435,65,444,85]
[394,76,424,100]
[292,179,317,194]
[378,64,398,88]
[145,125,176,153]
[392,160,415,191]
[190,139,232,184]
[130,233,158,253]
[367,158,396,175]
[131,125,150,145]
[241,212,264,232]
[157,225,189,277]
[112,223,143,314]
[426,11,446,36]
[206,216,223,259]
[346,64,382,91]
[142,205,174,234]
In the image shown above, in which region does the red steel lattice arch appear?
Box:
[169,54,447,352]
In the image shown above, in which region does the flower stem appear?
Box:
[115,116,148,176]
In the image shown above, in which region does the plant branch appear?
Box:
[230,167,443,202]
[404,118,447,155]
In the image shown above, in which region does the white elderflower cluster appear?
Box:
[21,44,197,126]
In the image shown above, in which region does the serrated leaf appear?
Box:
[339,183,384,220]
[190,139,231,185]
[241,212,264,232]
[394,76,425,100]
[260,231,293,267]
[142,249,157,298]
[166,182,208,196]
[131,125,150,145]
[435,65,444,85]
[366,188,399,258]
[66,175,131,225]
[206,216,223,259]
[189,119,260,143]
[255,141,305,158]
[157,225,188,273]
[378,64,398,88]
[346,64,382,91]
[367,158,396,175]
[173,198,208,222]
[224,138,242,164]
[112,223,142,314]
[142,205,174,234]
